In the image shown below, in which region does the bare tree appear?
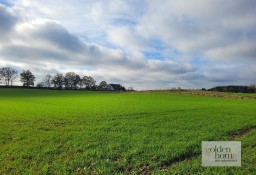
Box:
[78,78,84,89]
[0,67,18,86]
[82,76,89,89]
[127,87,134,91]
[64,72,80,90]
[83,76,96,90]
[43,74,52,88]
[51,73,64,89]
[88,76,96,89]
[250,84,256,93]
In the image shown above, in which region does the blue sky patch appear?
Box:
[144,51,166,60]
[0,0,12,7]
[191,56,208,66]
[148,40,166,51]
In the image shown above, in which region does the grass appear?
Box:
[0,88,256,174]
[156,128,256,175]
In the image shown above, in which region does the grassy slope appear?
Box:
[155,129,256,175]
[0,88,255,174]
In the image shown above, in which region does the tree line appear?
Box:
[0,67,127,91]
[208,85,256,93]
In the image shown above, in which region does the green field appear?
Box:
[0,88,256,174]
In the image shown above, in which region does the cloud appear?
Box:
[0,5,195,89]
[137,0,256,60]
[0,5,18,36]
[205,40,256,62]
[0,1,256,89]
[107,26,149,52]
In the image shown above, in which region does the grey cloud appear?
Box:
[28,21,84,52]
[148,60,197,74]
[204,41,256,62]
[202,64,256,86]
[1,1,255,89]
[0,44,71,64]
[137,0,256,63]
[0,18,157,82]
[0,5,18,34]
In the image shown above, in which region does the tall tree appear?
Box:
[43,74,52,88]
[64,72,80,90]
[83,76,96,90]
[20,70,35,86]
[51,73,64,89]
[0,67,18,86]
[78,78,84,89]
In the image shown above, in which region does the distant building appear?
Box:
[107,84,126,91]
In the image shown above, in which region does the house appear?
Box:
[107,84,126,91]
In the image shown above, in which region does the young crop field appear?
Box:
[0,88,256,174]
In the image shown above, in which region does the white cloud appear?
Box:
[107,26,149,52]
[137,0,256,59]
[0,1,255,89]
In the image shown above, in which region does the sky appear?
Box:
[0,0,255,90]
